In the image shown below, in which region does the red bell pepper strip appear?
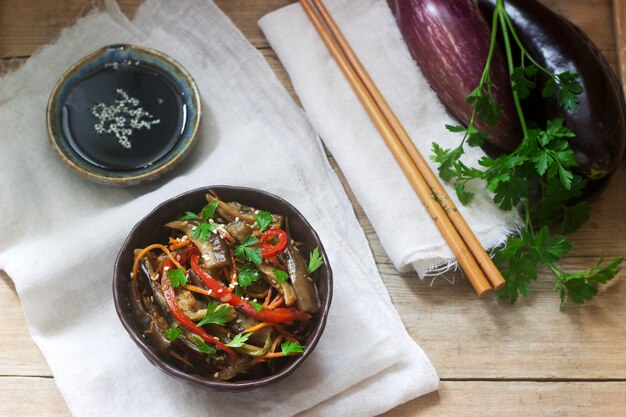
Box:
[161,263,238,362]
[257,228,288,258]
[190,254,311,324]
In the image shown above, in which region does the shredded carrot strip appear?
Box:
[132,244,183,282]
[268,295,284,309]
[229,249,238,283]
[274,324,299,342]
[260,352,290,359]
[183,284,212,297]
[263,287,273,307]
[243,321,273,334]
[243,288,269,299]
[169,239,191,250]
[269,335,282,355]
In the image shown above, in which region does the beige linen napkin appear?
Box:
[0,0,438,416]
[259,0,521,276]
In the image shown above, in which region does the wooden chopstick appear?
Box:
[306,0,506,291]
[300,0,503,295]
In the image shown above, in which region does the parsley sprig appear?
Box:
[234,235,262,265]
[254,210,273,232]
[430,0,622,307]
[238,264,262,287]
[197,302,232,327]
[226,332,251,348]
[167,269,187,288]
[281,340,304,355]
[307,247,323,273]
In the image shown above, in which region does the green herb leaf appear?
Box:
[553,256,623,308]
[164,327,183,342]
[511,65,536,100]
[167,268,187,288]
[254,210,273,232]
[281,340,304,355]
[202,201,219,220]
[561,202,590,234]
[238,264,261,287]
[249,300,263,311]
[193,336,216,354]
[234,235,262,265]
[307,247,323,273]
[273,268,289,283]
[196,302,232,327]
[180,211,201,221]
[226,332,251,348]
[191,222,218,241]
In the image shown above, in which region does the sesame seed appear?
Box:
[214,372,219,378]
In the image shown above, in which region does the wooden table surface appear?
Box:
[1,1,625,416]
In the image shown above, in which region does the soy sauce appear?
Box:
[61,61,186,171]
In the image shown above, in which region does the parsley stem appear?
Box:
[501,11,552,77]
[496,3,528,138]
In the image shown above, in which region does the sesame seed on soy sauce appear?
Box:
[61,60,187,171]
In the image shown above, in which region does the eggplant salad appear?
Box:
[129,192,322,381]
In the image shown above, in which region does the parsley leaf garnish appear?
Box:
[238,264,261,287]
[234,235,262,265]
[226,332,251,348]
[273,268,289,283]
[164,327,182,342]
[202,201,219,220]
[254,210,273,232]
[281,340,304,355]
[179,211,201,221]
[196,302,232,327]
[167,269,187,288]
[190,222,218,241]
[193,336,216,354]
[249,300,263,311]
[307,247,323,273]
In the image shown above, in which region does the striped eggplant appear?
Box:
[394,0,521,151]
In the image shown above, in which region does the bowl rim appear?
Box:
[113,185,333,390]
[46,43,202,186]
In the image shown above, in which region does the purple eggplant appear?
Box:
[478,0,626,179]
[394,0,521,151]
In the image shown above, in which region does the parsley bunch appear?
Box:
[430,0,622,307]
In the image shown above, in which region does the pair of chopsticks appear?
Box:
[299,0,506,296]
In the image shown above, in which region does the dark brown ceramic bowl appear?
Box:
[113,186,332,391]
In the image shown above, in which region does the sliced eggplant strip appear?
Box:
[165,220,229,269]
[257,263,297,306]
[226,220,254,243]
[285,244,321,314]
[233,334,273,357]
[206,193,284,229]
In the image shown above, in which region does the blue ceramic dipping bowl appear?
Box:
[46,44,201,186]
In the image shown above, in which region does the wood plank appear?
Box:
[1,377,625,417]
[380,255,626,379]
[0,1,618,61]
[380,381,626,417]
[613,0,626,94]
[0,377,70,417]
[0,272,51,377]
